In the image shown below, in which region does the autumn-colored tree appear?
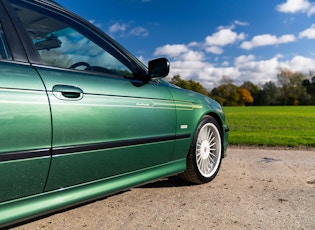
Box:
[237,87,254,105]
[240,81,260,105]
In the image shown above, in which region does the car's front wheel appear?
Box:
[179,116,222,184]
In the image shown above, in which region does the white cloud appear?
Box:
[154,44,189,57]
[167,59,209,81]
[205,29,245,46]
[109,22,127,33]
[206,46,223,55]
[240,34,296,50]
[129,27,149,37]
[285,56,315,72]
[218,20,249,31]
[299,24,315,39]
[234,20,249,27]
[234,55,256,65]
[108,22,149,37]
[137,55,147,64]
[188,41,200,47]
[308,5,315,16]
[236,56,281,75]
[182,50,204,61]
[88,20,103,28]
[221,61,230,67]
[276,0,315,16]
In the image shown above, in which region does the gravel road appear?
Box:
[13,147,315,230]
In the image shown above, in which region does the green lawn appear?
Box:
[223,106,315,147]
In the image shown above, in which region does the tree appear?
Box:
[302,74,315,104]
[210,78,239,106]
[262,81,280,105]
[219,75,234,85]
[277,69,291,105]
[170,75,209,96]
[241,81,259,94]
[187,80,209,96]
[240,81,260,105]
[170,75,190,89]
[277,69,309,105]
[237,87,254,106]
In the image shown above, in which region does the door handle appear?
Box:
[52,85,84,100]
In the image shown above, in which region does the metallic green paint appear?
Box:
[0,62,52,203]
[45,141,177,191]
[0,159,186,228]
[35,67,177,148]
[0,63,51,154]
[0,157,51,202]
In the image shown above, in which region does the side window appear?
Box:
[0,23,12,60]
[11,3,133,78]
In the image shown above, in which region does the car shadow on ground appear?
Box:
[138,176,193,188]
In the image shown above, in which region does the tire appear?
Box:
[179,116,222,184]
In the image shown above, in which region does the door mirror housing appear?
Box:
[148,58,170,79]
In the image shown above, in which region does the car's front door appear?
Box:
[39,68,176,190]
[11,1,177,190]
[0,5,51,203]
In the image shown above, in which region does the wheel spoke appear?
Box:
[200,160,204,173]
[207,129,213,141]
[209,135,215,145]
[209,151,216,158]
[206,158,210,169]
[208,154,215,164]
[202,159,207,173]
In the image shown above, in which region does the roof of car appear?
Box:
[38,0,61,6]
[24,0,63,8]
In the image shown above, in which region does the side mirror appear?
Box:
[148,58,170,79]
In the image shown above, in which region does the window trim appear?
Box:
[0,0,29,62]
[0,24,12,60]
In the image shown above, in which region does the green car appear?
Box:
[0,0,228,227]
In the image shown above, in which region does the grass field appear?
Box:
[223,106,315,147]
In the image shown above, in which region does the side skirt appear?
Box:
[0,159,186,228]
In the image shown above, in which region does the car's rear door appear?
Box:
[9,0,177,191]
[0,2,51,203]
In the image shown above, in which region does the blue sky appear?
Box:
[56,0,315,89]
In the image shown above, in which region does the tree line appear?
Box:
[170,69,315,106]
